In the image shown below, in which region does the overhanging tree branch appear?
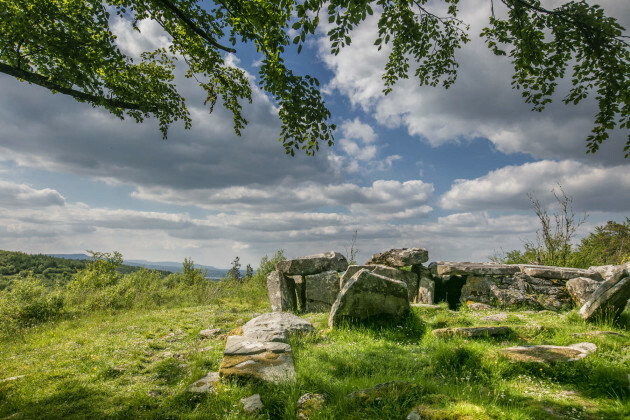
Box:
[153,0,237,53]
[0,62,157,112]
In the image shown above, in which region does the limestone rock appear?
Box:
[579,271,630,321]
[241,312,315,343]
[566,277,601,307]
[340,265,419,302]
[480,313,509,322]
[501,342,597,363]
[187,371,220,393]
[365,247,428,267]
[304,270,340,312]
[267,270,297,312]
[432,326,512,338]
[589,262,630,282]
[519,265,603,281]
[276,252,348,276]
[329,269,410,328]
[199,328,221,338]
[240,394,264,414]
[297,393,326,419]
[467,302,493,311]
[219,335,295,383]
[434,262,520,277]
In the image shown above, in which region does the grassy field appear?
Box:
[1,276,629,420]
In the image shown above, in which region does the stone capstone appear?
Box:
[432,326,512,338]
[240,394,264,414]
[589,262,630,282]
[267,270,297,312]
[365,247,429,267]
[566,277,601,307]
[519,265,603,281]
[219,335,296,383]
[304,270,340,312]
[241,312,315,343]
[501,342,597,363]
[340,265,419,302]
[433,262,521,277]
[579,269,630,321]
[276,252,348,276]
[328,269,410,328]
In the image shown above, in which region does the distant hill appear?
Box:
[47,254,229,279]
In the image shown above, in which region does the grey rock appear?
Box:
[572,330,628,338]
[519,265,603,281]
[566,277,601,307]
[579,270,630,321]
[588,262,630,282]
[340,265,419,302]
[434,262,520,277]
[241,312,315,343]
[480,313,509,322]
[297,393,326,419]
[432,326,512,338]
[467,302,493,311]
[329,269,410,328]
[199,328,221,338]
[501,342,597,362]
[415,266,435,304]
[305,270,340,312]
[187,371,220,393]
[240,394,264,414]
[220,336,296,383]
[276,252,348,276]
[406,411,422,420]
[365,247,429,267]
[267,270,297,312]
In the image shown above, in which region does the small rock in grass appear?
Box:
[187,372,220,393]
[240,394,264,414]
[432,326,512,338]
[297,393,326,419]
[199,328,221,338]
[480,313,509,322]
[501,342,597,363]
[467,302,493,311]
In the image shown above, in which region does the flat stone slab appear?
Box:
[329,269,410,328]
[579,271,630,321]
[434,262,520,277]
[566,277,601,307]
[220,336,296,383]
[365,248,428,267]
[501,342,597,363]
[188,371,220,393]
[519,265,603,281]
[341,265,419,302]
[480,313,509,322]
[589,262,630,282]
[276,252,348,276]
[432,326,512,338]
[572,331,628,338]
[241,312,315,343]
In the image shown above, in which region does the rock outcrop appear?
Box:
[329,269,410,327]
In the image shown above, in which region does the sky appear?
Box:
[0,0,629,269]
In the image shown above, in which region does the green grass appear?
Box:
[1,294,629,419]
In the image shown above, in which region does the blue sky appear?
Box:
[0,0,629,269]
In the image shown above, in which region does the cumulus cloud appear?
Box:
[0,181,65,208]
[317,0,630,164]
[439,160,630,212]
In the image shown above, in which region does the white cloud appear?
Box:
[439,160,630,212]
[0,181,65,208]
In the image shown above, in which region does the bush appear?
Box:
[0,276,64,335]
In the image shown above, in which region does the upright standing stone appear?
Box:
[566,277,602,306]
[329,269,410,327]
[276,252,348,276]
[340,265,418,302]
[304,270,340,312]
[365,248,429,267]
[411,264,434,304]
[267,270,297,312]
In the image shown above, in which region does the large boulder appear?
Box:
[566,277,601,307]
[340,265,419,302]
[276,252,348,276]
[304,271,340,312]
[267,271,297,312]
[328,269,410,328]
[365,247,428,267]
[219,335,295,383]
[578,269,630,321]
[589,262,630,282]
[241,312,315,343]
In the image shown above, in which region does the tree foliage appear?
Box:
[573,218,630,267]
[1,1,628,155]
